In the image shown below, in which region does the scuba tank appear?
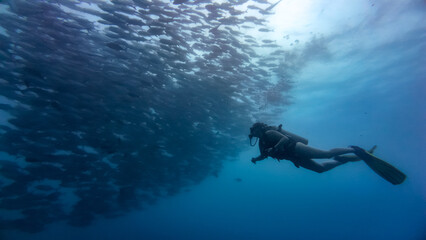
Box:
[249,122,309,146]
[274,124,309,145]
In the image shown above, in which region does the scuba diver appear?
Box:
[249,122,406,185]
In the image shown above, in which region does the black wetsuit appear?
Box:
[259,130,300,167]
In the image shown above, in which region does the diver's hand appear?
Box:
[251,158,256,164]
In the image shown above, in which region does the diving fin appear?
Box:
[351,146,406,185]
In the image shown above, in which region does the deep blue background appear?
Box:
[2,0,425,239]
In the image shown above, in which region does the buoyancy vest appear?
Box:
[259,125,307,167]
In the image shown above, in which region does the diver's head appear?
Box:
[249,122,267,146]
[249,122,268,137]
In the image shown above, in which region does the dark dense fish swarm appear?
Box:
[0,0,298,233]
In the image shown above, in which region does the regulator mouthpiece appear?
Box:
[249,134,258,146]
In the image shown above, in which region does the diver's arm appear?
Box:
[273,136,288,152]
[252,141,268,164]
[264,130,288,152]
[252,146,268,163]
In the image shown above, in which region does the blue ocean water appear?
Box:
[0,0,425,240]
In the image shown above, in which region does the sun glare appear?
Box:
[268,0,314,40]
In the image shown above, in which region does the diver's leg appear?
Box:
[334,155,360,162]
[334,145,377,162]
[298,158,346,173]
[294,142,355,160]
